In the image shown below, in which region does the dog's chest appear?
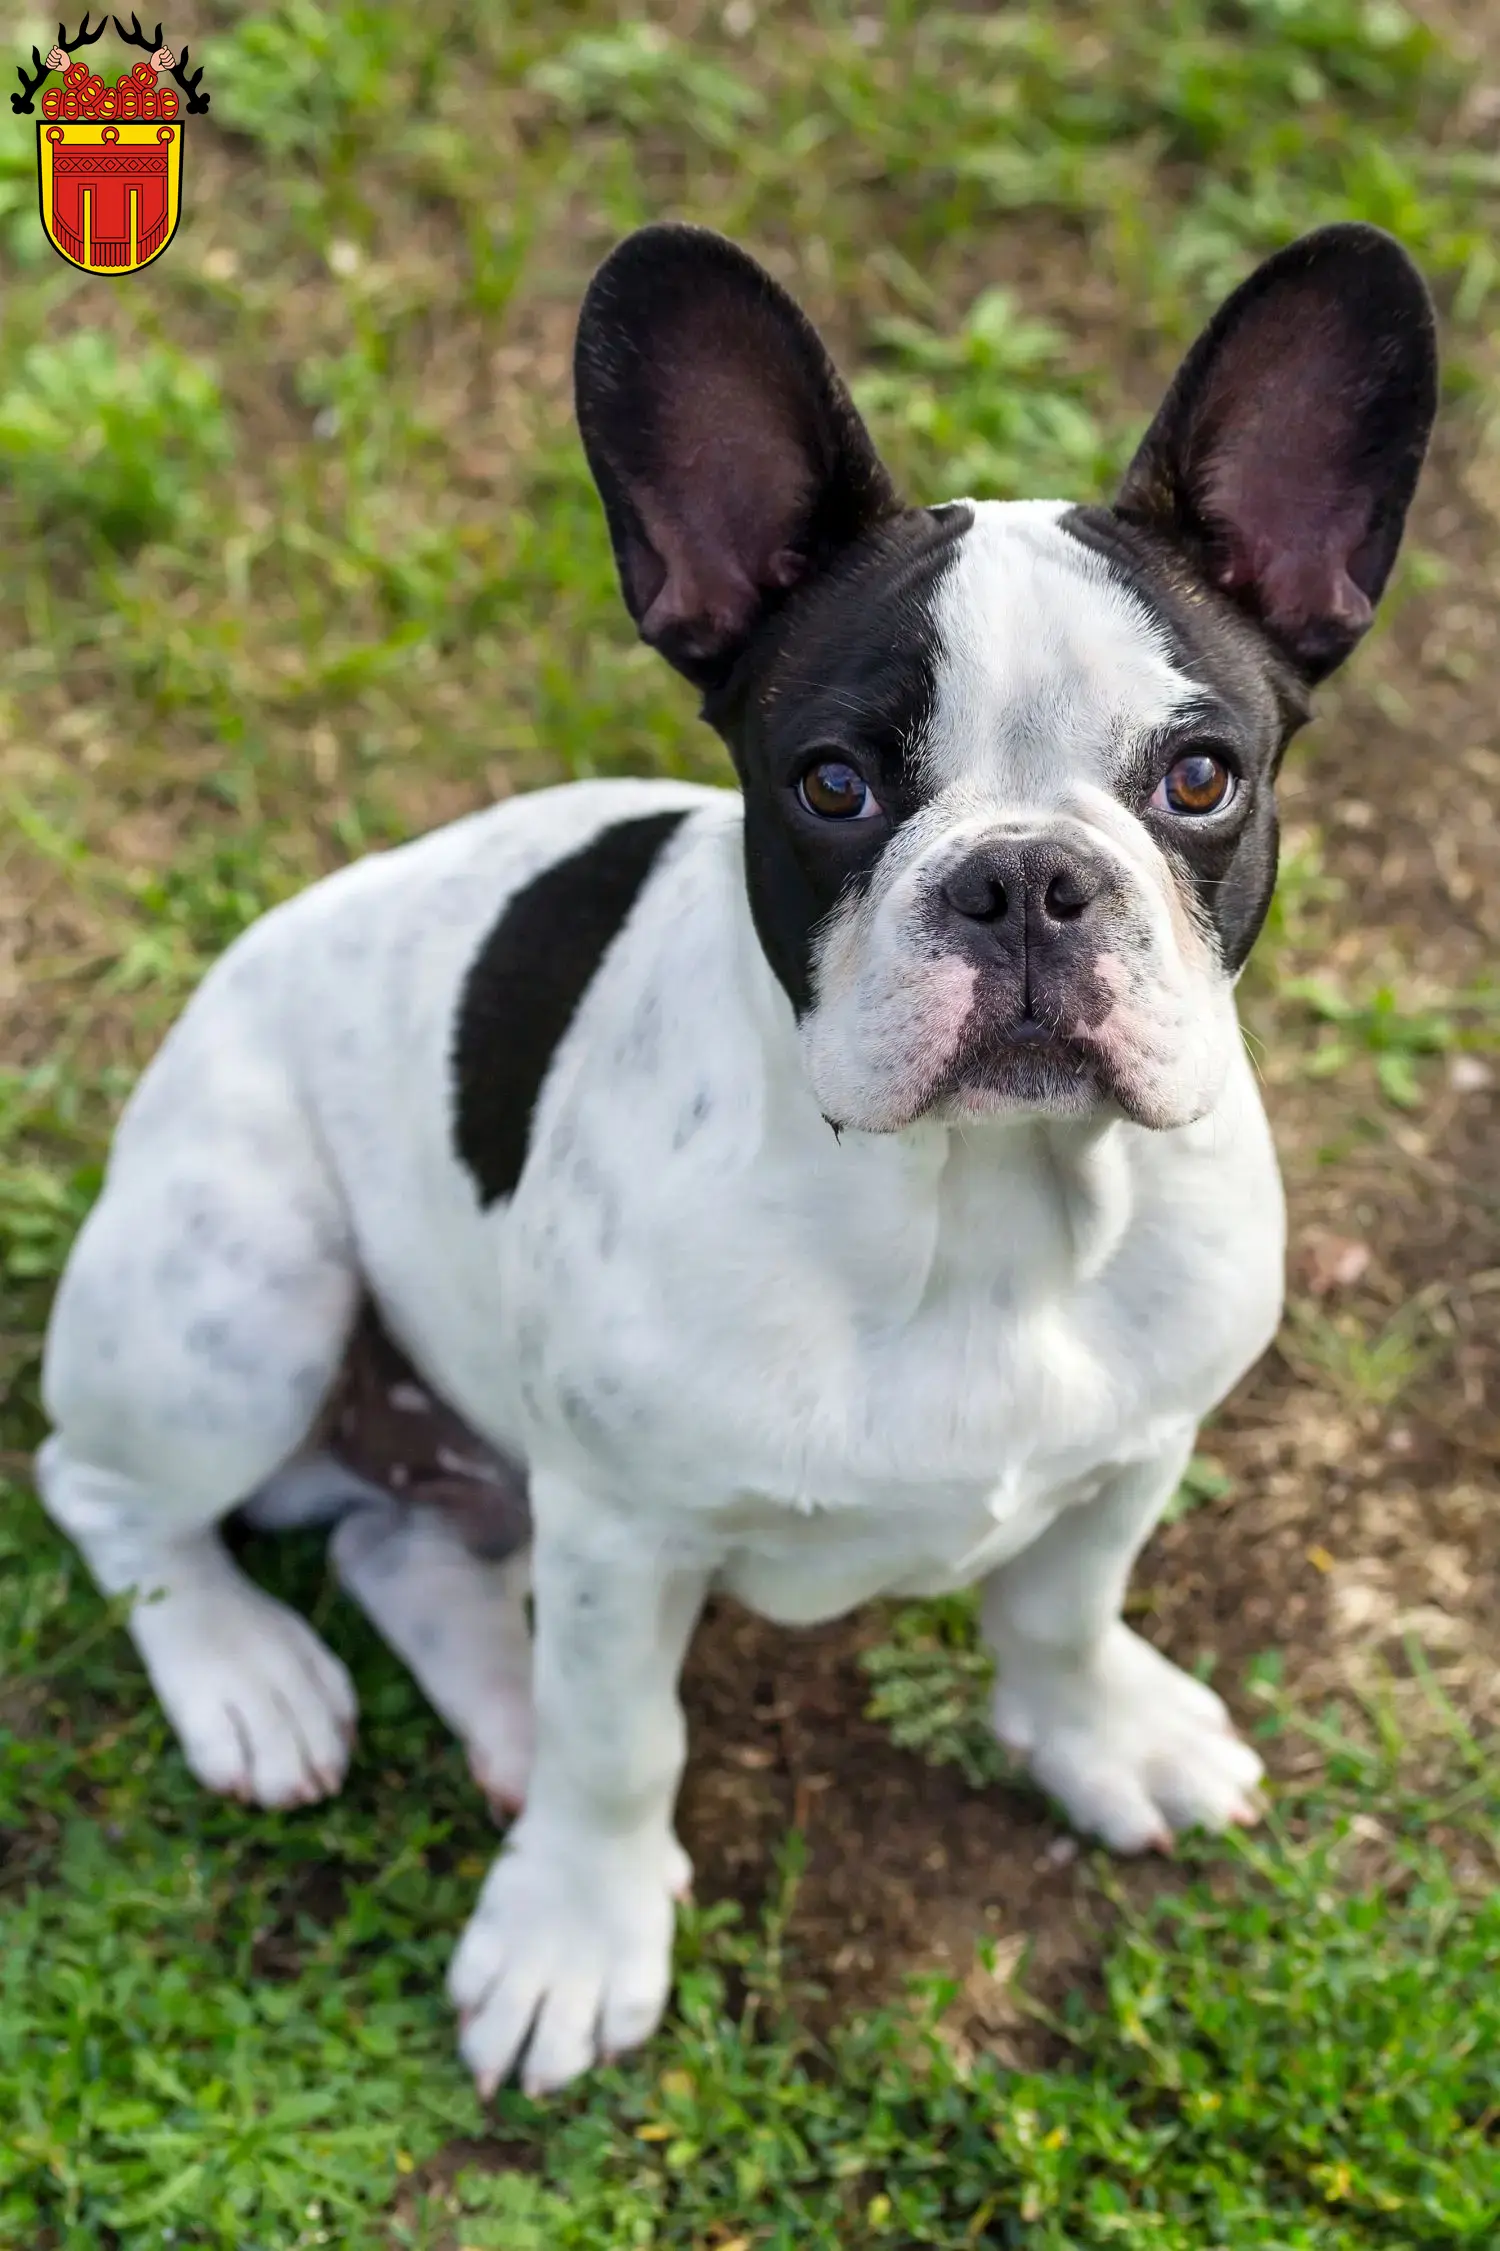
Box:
[704,1296,1169,1623]
[498,1106,1269,1621]
[717,1254,1184,1617]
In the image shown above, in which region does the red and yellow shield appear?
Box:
[37,118,183,274]
[14,22,208,277]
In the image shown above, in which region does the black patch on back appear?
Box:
[704,502,971,1015]
[1059,504,1306,975]
[453,810,689,1206]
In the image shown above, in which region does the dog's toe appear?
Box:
[996,1622,1266,1854]
[137,1582,356,1809]
[451,1819,678,2097]
[1147,1722,1265,1839]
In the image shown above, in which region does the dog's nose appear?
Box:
[941,839,1103,933]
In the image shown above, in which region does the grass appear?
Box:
[414,1776,1500,2251]
[1285,976,1500,1111]
[5,1563,1495,2251]
[1,0,1498,2245]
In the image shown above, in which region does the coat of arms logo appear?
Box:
[12,14,210,275]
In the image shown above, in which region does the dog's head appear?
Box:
[574,223,1436,1134]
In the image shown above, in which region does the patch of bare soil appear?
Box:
[673,428,1500,2050]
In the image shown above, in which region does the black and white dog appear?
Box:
[37,221,1435,2094]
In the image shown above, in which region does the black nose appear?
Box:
[941,839,1103,931]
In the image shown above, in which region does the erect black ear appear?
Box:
[574,223,900,693]
[1115,223,1437,683]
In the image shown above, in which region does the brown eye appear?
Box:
[1151,751,1236,817]
[796,759,881,821]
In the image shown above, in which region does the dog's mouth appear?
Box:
[937,1024,1108,1121]
[811,955,1207,1138]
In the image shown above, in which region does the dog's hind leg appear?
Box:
[37,1025,364,1809]
[331,1502,534,1817]
[291,1305,535,1812]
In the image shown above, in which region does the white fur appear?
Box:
[923,502,1192,799]
[37,508,1285,2097]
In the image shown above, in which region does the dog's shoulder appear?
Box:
[279,776,742,1221]
[182,775,730,1032]
[290,777,730,954]
[447,781,739,1208]
[129,776,738,1189]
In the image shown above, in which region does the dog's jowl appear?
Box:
[37,221,1436,2094]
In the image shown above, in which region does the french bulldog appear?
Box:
[37,219,1436,2093]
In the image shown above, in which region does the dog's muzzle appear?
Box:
[936,832,1120,1041]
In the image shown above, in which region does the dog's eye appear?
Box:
[796,759,882,821]
[1151,751,1236,817]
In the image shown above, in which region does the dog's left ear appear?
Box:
[1115,223,1437,683]
[574,223,900,693]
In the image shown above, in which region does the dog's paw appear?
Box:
[449,1820,688,2096]
[132,1577,357,1809]
[992,1622,1264,1854]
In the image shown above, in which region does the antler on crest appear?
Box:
[58,13,109,49]
[11,50,49,110]
[11,18,105,111]
[113,14,209,111]
[110,12,162,52]
[171,45,207,111]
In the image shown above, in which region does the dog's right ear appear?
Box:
[574,224,900,693]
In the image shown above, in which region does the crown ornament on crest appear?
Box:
[12,13,210,117]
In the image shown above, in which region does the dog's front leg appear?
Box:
[448,1474,708,2097]
[981,1432,1265,1854]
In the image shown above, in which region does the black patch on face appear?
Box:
[452,810,689,1206]
[1058,504,1305,975]
[702,502,972,1015]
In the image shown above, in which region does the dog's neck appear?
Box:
[725,855,1138,1301]
[880,1108,1137,1299]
